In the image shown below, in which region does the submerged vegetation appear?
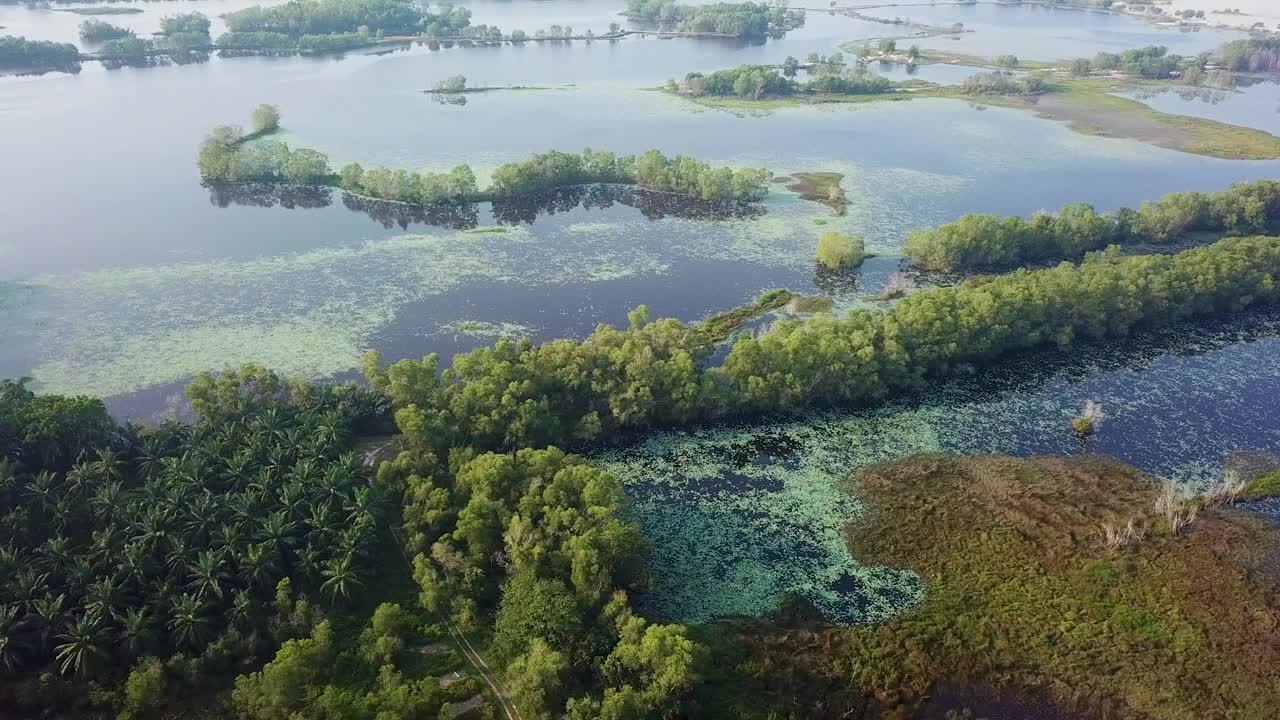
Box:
[904,180,1280,271]
[782,172,846,215]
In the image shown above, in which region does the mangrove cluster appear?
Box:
[904,180,1280,271]
[217,0,471,51]
[623,0,804,39]
[1070,44,1202,80]
[1217,34,1280,73]
[363,234,1280,450]
[678,60,891,100]
[959,70,1049,96]
[198,111,772,204]
[0,36,80,71]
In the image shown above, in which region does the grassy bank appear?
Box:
[664,75,1280,160]
[710,454,1280,719]
[694,289,831,345]
[778,172,847,215]
[1027,77,1280,159]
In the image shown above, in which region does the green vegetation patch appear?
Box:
[57,7,144,15]
[729,455,1280,718]
[435,320,537,340]
[694,288,796,345]
[785,172,846,215]
[596,415,938,624]
[1031,77,1280,160]
[1244,470,1280,500]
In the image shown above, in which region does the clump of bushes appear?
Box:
[960,70,1048,96]
[1071,400,1104,436]
[78,19,136,42]
[815,231,865,269]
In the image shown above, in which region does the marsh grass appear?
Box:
[715,454,1280,718]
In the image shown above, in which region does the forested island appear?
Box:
[671,58,891,100]
[623,0,804,38]
[905,180,1280,271]
[197,108,771,204]
[0,35,80,72]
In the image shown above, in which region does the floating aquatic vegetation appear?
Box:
[563,222,621,235]
[435,320,537,340]
[14,226,662,397]
[598,309,1280,624]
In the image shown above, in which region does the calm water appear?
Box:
[1122,78,1280,136]
[872,2,1244,61]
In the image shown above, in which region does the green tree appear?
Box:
[252,103,281,134]
[506,638,567,720]
[815,231,865,269]
[491,571,586,664]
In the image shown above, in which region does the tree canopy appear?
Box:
[904,180,1280,271]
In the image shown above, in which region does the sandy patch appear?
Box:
[1159,0,1280,31]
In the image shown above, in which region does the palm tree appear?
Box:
[38,535,73,570]
[24,470,60,513]
[93,448,126,484]
[345,486,384,525]
[54,612,110,677]
[118,542,152,589]
[28,592,66,654]
[120,607,154,657]
[221,451,256,490]
[165,537,194,579]
[12,569,50,605]
[238,543,278,591]
[65,557,96,596]
[2,506,31,544]
[184,492,221,544]
[256,512,298,560]
[187,551,229,601]
[135,436,168,480]
[255,408,286,438]
[277,481,308,520]
[0,604,29,671]
[305,502,339,542]
[320,553,363,602]
[0,544,18,579]
[167,593,212,651]
[214,522,248,556]
[84,576,129,622]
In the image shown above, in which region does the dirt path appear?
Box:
[364,440,522,720]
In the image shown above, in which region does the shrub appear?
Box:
[252,103,281,133]
[815,232,865,269]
